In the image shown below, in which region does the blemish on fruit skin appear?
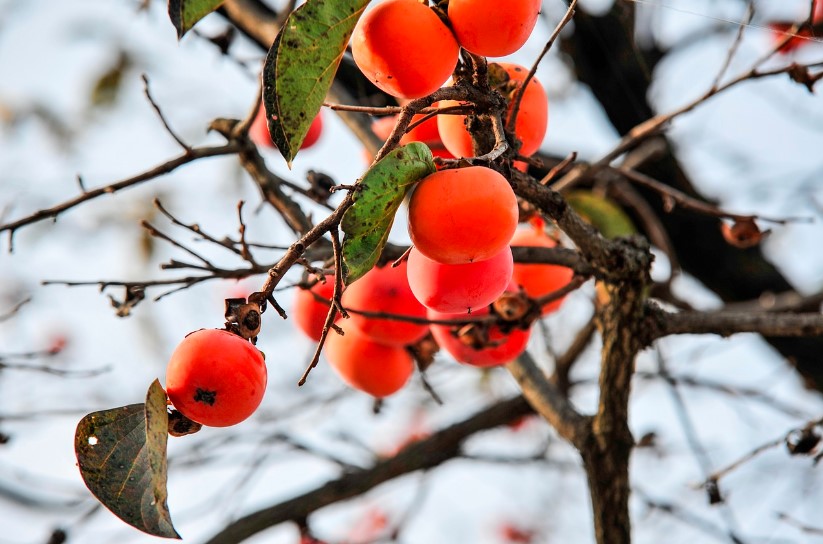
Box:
[194,388,217,406]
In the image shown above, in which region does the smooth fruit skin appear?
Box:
[250,106,323,150]
[324,320,414,397]
[510,226,574,315]
[166,329,267,427]
[448,0,541,57]
[408,166,518,264]
[407,246,513,313]
[351,0,459,99]
[437,63,548,157]
[428,301,531,367]
[342,261,429,347]
[292,276,336,341]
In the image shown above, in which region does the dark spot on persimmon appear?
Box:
[194,388,217,406]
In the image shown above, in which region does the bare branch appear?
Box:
[0,143,242,248]
[141,74,191,151]
[508,0,578,133]
[202,395,533,544]
[0,298,31,323]
[710,3,754,92]
[505,352,589,447]
[647,303,823,340]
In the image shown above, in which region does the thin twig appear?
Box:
[1,143,242,250]
[552,59,823,192]
[532,275,587,309]
[538,152,577,185]
[141,74,191,151]
[710,3,754,92]
[153,198,244,257]
[0,297,31,322]
[236,201,258,267]
[508,0,578,133]
[617,166,807,225]
[141,220,216,268]
[776,512,823,536]
[0,360,110,378]
[298,227,344,386]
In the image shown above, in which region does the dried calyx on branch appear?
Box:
[224,293,267,341]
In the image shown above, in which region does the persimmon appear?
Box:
[448,0,541,57]
[165,329,267,427]
[406,246,513,313]
[342,261,429,346]
[510,224,574,315]
[771,2,823,54]
[372,113,441,146]
[292,275,335,341]
[324,320,414,397]
[408,166,518,264]
[250,105,323,150]
[351,0,459,99]
[437,62,548,157]
[367,113,454,165]
[428,288,531,367]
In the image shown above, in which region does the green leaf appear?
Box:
[75,380,179,539]
[263,0,370,166]
[168,0,225,39]
[342,143,436,283]
[566,190,636,239]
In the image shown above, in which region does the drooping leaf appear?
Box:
[342,143,435,283]
[566,190,636,239]
[75,380,179,539]
[263,0,370,166]
[168,0,225,39]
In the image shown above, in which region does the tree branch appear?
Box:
[647,304,823,340]
[506,352,589,447]
[0,143,242,250]
[203,396,533,544]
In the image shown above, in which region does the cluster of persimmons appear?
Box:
[291,0,574,399]
[163,0,576,427]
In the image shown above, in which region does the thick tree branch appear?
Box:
[203,396,533,544]
[506,352,589,447]
[237,140,315,235]
[647,304,823,340]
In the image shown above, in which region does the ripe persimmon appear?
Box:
[324,320,414,397]
[406,246,513,313]
[437,63,548,158]
[342,260,429,347]
[448,0,541,57]
[352,0,459,99]
[428,287,531,367]
[250,105,323,150]
[408,166,518,264]
[510,224,574,314]
[367,113,454,165]
[166,329,267,427]
[292,275,335,341]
